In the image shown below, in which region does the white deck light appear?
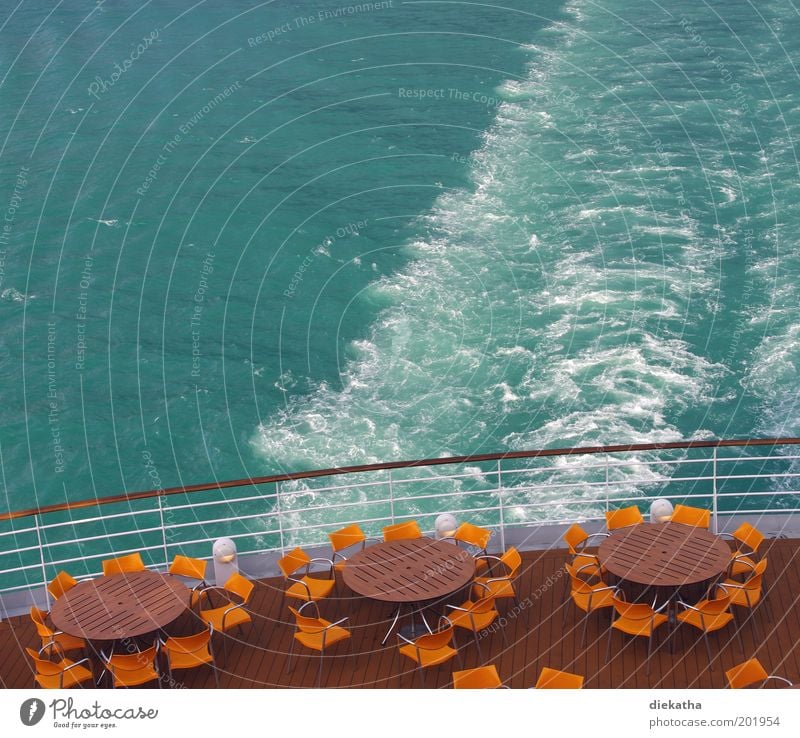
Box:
[435,513,458,540]
[212,537,238,584]
[649,499,674,524]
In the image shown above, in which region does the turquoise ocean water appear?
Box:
[1,1,799,574]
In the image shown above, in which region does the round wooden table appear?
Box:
[343,537,475,643]
[50,571,191,641]
[598,522,730,602]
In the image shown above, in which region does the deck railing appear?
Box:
[1,438,799,598]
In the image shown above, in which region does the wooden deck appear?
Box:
[3,539,800,689]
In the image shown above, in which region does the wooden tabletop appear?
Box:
[50,571,191,640]
[598,522,731,587]
[342,537,475,603]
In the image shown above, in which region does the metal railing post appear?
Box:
[34,515,49,607]
[157,496,169,569]
[388,470,395,525]
[712,447,719,534]
[497,460,506,552]
[605,457,610,513]
[276,482,286,553]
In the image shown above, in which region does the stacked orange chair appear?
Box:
[453,664,505,689]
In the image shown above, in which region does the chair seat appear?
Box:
[448,604,498,631]
[612,612,668,637]
[35,660,93,689]
[286,576,336,602]
[295,623,350,651]
[473,577,514,599]
[572,554,603,576]
[399,643,458,668]
[677,609,734,633]
[200,604,252,632]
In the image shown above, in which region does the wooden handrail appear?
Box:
[1,437,798,522]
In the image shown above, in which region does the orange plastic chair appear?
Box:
[605,594,669,676]
[562,523,608,577]
[453,664,505,689]
[382,520,423,541]
[169,555,208,608]
[47,571,78,600]
[199,572,255,660]
[25,648,93,689]
[160,624,218,687]
[670,504,711,529]
[454,522,492,573]
[397,618,461,687]
[446,582,506,661]
[328,524,376,575]
[605,506,644,531]
[725,658,794,688]
[721,523,766,577]
[676,591,743,668]
[473,546,522,601]
[102,552,146,576]
[278,547,336,604]
[30,606,86,656]
[287,603,352,688]
[100,645,160,688]
[563,563,616,646]
[535,667,585,689]
[718,558,771,638]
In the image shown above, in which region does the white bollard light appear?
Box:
[434,513,458,540]
[649,499,674,524]
[212,537,238,585]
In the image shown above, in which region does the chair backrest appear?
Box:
[454,522,491,550]
[671,504,711,528]
[163,625,212,655]
[726,658,769,689]
[170,555,207,581]
[47,571,78,600]
[328,524,366,553]
[499,547,522,575]
[606,506,644,531]
[733,523,765,552]
[566,568,596,596]
[563,524,589,553]
[611,594,654,620]
[465,595,498,615]
[453,665,502,689]
[694,592,731,617]
[741,558,768,591]
[224,572,254,603]
[25,648,65,677]
[278,547,312,577]
[29,607,53,638]
[535,667,584,688]
[107,646,158,670]
[413,624,454,651]
[102,552,145,576]
[383,520,422,541]
[289,606,327,634]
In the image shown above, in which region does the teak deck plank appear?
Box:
[2,540,800,689]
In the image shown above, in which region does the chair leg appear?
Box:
[702,630,713,669]
[581,611,590,648]
[472,630,484,663]
[418,666,425,688]
[317,649,324,689]
[646,632,654,677]
[605,623,614,664]
[286,635,296,674]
